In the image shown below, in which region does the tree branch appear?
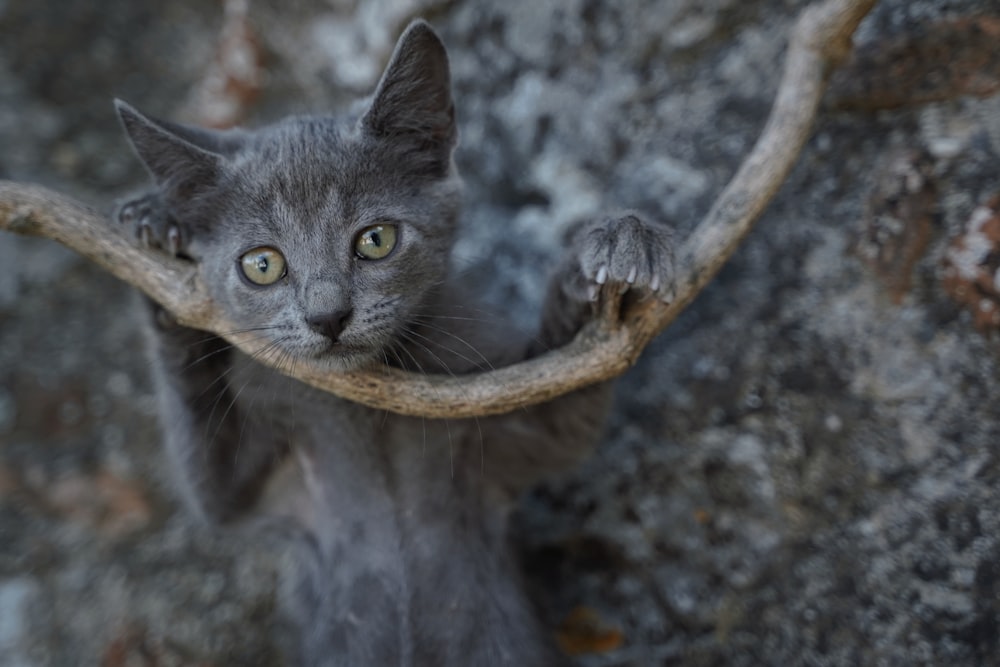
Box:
[0,0,876,419]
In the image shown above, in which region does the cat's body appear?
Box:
[116,21,673,666]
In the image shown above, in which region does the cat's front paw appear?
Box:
[578,213,676,307]
[116,191,191,330]
[116,191,186,258]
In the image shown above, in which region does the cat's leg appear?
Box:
[118,193,281,522]
[485,213,675,490]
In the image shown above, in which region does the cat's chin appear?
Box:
[303,345,384,374]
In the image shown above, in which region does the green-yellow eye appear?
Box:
[240,247,287,286]
[355,224,398,260]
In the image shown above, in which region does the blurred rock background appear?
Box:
[2,0,1000,664]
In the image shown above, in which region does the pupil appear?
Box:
[256,256,269,273]
[370,231,382,247]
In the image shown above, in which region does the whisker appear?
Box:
[399,329,473,374]
[192,361,241,403]
[182,324,290,349]
[201,376,234,457]
[473,415,485,476]
[397,331,458,379]
[200,334,289,438]
[406,322,496,372]
[386,341,432,460]
[421,412,427,459]
[392,336,458,478]
[273,344,298,456]
[390,339,427,375]
[231,334,294,473]
[408,304,548,359]
[183,342,236,371]
[217,376,254,475]
[253,338,298,471]
[379,347,393,429]
[184,327,289,375]
[411,314,495,324]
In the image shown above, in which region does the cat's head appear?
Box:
[117,21,461,371]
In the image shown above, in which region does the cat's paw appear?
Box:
[578,213,676,306]
[116,191,186,257]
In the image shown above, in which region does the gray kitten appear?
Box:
[115,20,674,667]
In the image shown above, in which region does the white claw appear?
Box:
[595,266,608,285]
[651,273,661,292]
[626,266,637,284]
[588,284,600,302]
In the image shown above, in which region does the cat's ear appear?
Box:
[115,100,240,199]
[361,20,456,152]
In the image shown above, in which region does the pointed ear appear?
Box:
[115,100,231,199]
[361,20,456,149]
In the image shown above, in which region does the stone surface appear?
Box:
[2,0,1000,664]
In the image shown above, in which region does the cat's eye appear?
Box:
[354,224,398,260]
[240,247,287,286]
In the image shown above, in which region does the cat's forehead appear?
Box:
[217,117,398,230]
[232,116,434,209]
[226,117,358,208]
[245,117,356,175]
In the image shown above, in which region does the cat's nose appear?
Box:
[306,309,353,342]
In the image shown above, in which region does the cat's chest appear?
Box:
[227,357,527,660]
[229,355,478,501]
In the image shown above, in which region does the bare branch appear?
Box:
[0,0,876,419]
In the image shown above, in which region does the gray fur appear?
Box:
[116,19,674,666]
